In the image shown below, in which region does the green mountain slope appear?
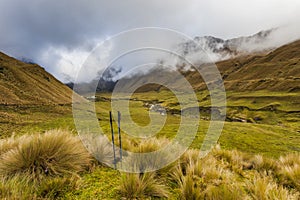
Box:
[216,40,300,92]
[118,40,300,93]
[0,52,74,105]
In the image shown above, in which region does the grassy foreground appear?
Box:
[0,90,299,199]
[1,130,300,199]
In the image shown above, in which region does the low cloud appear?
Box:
[0,0,299,82]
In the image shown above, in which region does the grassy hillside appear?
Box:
[119,40,300,93]
[0,52,85,138]
[0,52,74,105]
[216,40,300,92]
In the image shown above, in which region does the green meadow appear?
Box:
[0,90,300,199]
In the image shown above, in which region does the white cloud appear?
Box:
[39,38,112,82]
[0,0,299,81]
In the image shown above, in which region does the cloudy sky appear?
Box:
[0,0,300,82]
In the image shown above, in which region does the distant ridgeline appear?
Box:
[75,39,300,93]
[66,78,117,93]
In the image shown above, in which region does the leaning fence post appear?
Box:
[117,111,122,161]
[109,111,117,169]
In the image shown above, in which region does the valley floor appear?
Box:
[0,90,299,199]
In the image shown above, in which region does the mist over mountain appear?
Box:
[177,29,280,65]
[68,28,300,93]
[116,39,300,94]
[180,25,300,65]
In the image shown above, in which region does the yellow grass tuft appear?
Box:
[0,130,91,181]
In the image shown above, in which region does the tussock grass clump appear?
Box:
[204,183,246,200]
[178,172,202,200]
[132,137,170,153]
[277,164,300,191]
[121,137,172,173]
[0,175,36,199]
[0,134,20,155]
[0,173,80,199]
[279,153,300,167]
[212,145,251,175]
[0,130,91,180]
[117,135,140,151]
[172,152,235,199]
[274,153,300,190]
[37,176,79,199]
[251,154,278,174]
[119,137,177,198]
[178,149,200,173]
[170,145,300,199]
[119,172,169,199]
[80,134,115,167]
[172,165,202,200]
[247,174,299,200]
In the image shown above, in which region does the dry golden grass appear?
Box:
[0,52,75,105]
[80,134,115,167]
[0,134,20,155]
[247,173,299,200]
[168,144,300,199]
[119,172,169,199]
[1,132,300,199]
[0,130,91,181]
[121,137,172,173]
[130,137,170,153]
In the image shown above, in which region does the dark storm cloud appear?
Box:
[0,0,299,81]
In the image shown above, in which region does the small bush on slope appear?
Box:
[0,130,91,181]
